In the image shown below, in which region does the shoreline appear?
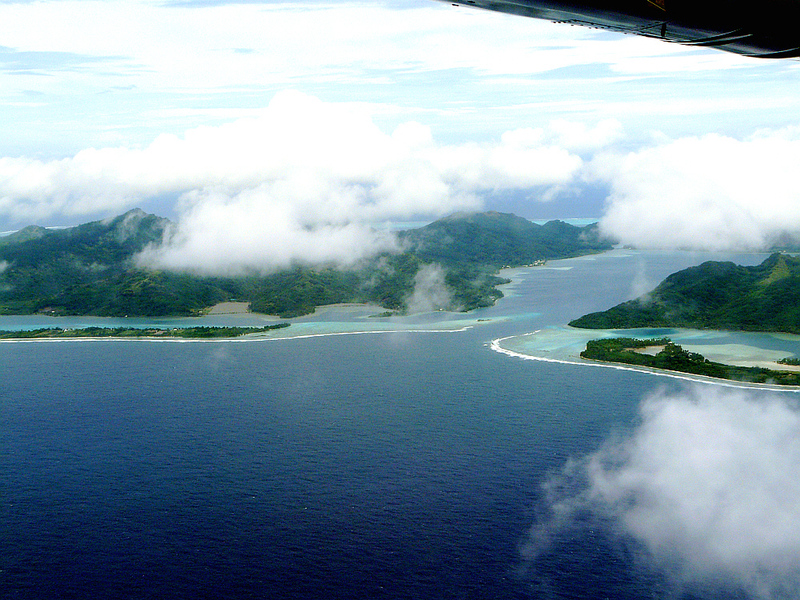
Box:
[0,324,291,342]
[0,300,500,342]
[0,327,473,344]
[1,301,442,327]
[0,324,477,344]
[490,334,800,393]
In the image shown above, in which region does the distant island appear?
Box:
[570,253,800,334]
[0,209,610,318]
[581,337,800,386]
[0,323,290,340]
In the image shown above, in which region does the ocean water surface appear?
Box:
[2,249,797,599]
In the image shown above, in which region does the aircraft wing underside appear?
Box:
[440,0,800,57]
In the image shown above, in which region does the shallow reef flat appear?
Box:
[0,303,505,342]
[492,326,800,389]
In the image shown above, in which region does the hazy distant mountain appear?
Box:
[0,225,51,247]
[0,209,172,261]
[570,253,800,334]
[0,210,607,318]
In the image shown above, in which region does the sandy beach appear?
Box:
[492,327,800,387]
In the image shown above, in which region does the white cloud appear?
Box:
[594,128,800,250]
[4,0,792,161]
[0,0,754,89]
[0,90,584,218]
[546,119,624,153]
[9,89,800,260]
[405,263,452,314]
[0,90,597,271]
[135,186,400,275]
[529,385,800,598]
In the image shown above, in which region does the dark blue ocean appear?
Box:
[0,250,787,599]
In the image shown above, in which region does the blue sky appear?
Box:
[1,0,799,268]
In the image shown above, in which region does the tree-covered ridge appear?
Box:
[1,209,172,264]
[570,253,800,334]
[0,209,606,318]
[400,211,610,266]
[0,225,51,247]
[581,337,800,386]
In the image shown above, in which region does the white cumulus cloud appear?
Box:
[405,263,452,314]
[0,90,596,273]
[528,385,800,599]
[594,128,800,250]
[135,186,400,275]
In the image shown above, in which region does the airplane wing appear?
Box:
[437,0,800,58]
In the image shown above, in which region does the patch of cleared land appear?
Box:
[685,343,800,371]
[207,302,251,315]
[632,345,666,356]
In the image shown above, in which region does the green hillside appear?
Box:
[0,209,607,318]
[570,253,800,334]
[0,209,228,316]
[400,211,610,266]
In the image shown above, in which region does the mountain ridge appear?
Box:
[569,253,800,334]
[0,209,609,318]
[400,211,608,266]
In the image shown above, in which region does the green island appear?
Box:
[581,337,800,386]
[0,209,610,318]
[0,323,290,340]
[778,357,800,366]
[570,253,800,334]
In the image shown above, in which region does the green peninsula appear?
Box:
[0,209,610,318]
[570,253,800,334]
[0,323,290,340]
[581,337,800,386]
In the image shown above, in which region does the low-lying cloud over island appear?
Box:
[3,91,800,271]
[1,91,600,273]
[3,0,800,267]
[524,385,800,599]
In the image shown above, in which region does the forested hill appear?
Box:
[400,211,610,266]
[569,253,800,334]
[0,209,171,259]
[0,209,608,318]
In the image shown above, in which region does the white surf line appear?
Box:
[489,333,800,393]
[259,325,473,341]
[0,325,475,344]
